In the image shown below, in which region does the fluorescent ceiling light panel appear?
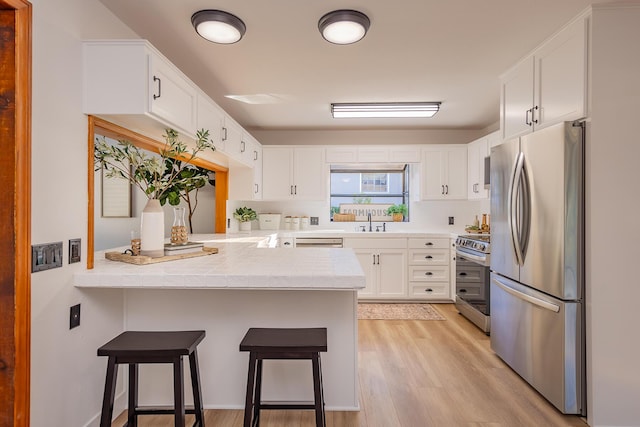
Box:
[331,102,441,118]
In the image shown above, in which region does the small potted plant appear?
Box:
[386,204,408,222]
[234,206,257,231]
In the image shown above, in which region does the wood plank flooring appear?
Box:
[112,303,587,427]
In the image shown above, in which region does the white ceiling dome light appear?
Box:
[191,10,246,44]
[318,10,370,45]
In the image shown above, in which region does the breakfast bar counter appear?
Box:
[74,234,365,412]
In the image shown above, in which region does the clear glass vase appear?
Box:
[171,207,188,245]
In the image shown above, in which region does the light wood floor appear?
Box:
[112,303,587,427]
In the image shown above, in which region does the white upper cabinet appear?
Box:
[500,13,588,140]
[467,135,491,200]
[83,40,197,138]
[245,133,263,199]
[421,146,467,200]
[221,116,245,163]
[196,93,225,152]
[262,146,325,200]
[228,136,262,201]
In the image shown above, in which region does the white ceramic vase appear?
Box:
[140,199,165,257]
[239,221,252,232]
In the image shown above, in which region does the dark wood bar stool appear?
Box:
[239,327,328,427]
[97,330,206,427]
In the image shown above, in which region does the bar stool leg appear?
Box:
[173,356,186,427]
[189,349,205,427]
[128,363,139,427]
[253,359,264,426]
[100,356,118,427]
[312,354,326,427]
[243,352,257,427]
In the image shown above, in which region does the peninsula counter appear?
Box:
[74,234,366,412]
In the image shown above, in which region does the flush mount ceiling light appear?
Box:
[191,10,246,44]
[331,102,441,118]
[318,10,370,44]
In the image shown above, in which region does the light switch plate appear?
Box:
[70,304,81,329]
[31,242,63,272]
[69,238,81,264]
[310,216,319,225]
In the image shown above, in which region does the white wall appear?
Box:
[30,0,137,425]
[587,4,640,426]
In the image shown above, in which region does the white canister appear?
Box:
[291,217,300,230]
[301,217,310,230]
[284,216,292,230]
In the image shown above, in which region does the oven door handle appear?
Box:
[455,250,487,264]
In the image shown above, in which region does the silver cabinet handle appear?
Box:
[445,184,449,194]
[525,108,532,126]
[153,76,161,100]
[240,140,246,152]
[532,105,539,124]
[424,242,433,246]
[222,127,228,141]
[424,255,433,259]
[254,184,258,194]
[372,254,376,265]
[290,185,294,195]
[424,272,433,276]
[425,288,433,293]
[294,185,297,195]
[441,185,445,195]
[376,254,380,265]
[253,150,258,161]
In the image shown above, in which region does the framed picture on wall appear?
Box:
[101,168,132,217]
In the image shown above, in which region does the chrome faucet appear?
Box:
[367,213,372,232]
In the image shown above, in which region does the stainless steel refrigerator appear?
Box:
[490,121,585,415]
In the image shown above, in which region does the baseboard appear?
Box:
[82,390,127,427]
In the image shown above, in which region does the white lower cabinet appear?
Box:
[407,237,452,301]
[345,236,453,301]
[345,238,407,300]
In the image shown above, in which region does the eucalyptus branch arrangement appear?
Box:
[159,158,214,233]
[94,128,215,201]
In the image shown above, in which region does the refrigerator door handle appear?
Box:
[509,152,526,265]
[493,277,560,313]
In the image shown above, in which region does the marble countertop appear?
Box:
[74,234,366,290]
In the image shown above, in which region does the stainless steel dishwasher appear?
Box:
[294,237,343,248]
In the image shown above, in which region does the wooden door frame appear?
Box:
[0,1,31,426]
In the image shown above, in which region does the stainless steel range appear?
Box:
[454,234,491,334]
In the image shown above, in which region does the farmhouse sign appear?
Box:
[339,203,393,221]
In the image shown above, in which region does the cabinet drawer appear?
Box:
[344,238,407,249]
[456,284,483,298]
[408,249,449,265]
[409,265,449,282]
[410,283,450,298]
[408,238,450,249]
[455,266,485,283]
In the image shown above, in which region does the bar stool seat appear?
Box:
[240,327,327,427]
[98,330,206,427]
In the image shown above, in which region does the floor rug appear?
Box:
[357,303,446,320]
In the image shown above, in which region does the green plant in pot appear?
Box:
[386,204,408,222]
[234,206,257,231]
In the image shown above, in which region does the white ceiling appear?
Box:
[98,0,608,132]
